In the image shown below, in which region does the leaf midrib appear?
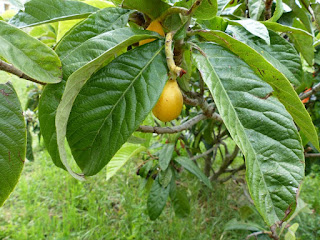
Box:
[195,49,278,225]
[87,44,165,171]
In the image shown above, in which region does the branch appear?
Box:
[0,60,46,85]
[165,32,186,77]
[137,112,222,134]
[218,164,245,182]
[299,82,320,100]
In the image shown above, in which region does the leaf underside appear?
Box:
[194,42,304,226]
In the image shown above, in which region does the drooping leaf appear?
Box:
[106,144,146,181]
[175,157,212,189]
[227,19,270,44]
[9,0,98,28]
[194,30,319,149]
[147,177,170,220]
[283,0,312,33]
[228,26,302,86]
[39,8,133,169]
[0,21,62,84]
[248,0,264,20]
[0,82,26,206]
[65,40,168,176]
[169,180,190,218]
[262,21,314,66]
[269,0,284,22]
[193,42,305,226]
[122,0,170,19]
[55,29,163,178]
[159,143,175,170]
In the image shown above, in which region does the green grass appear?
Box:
[0,142,251,240]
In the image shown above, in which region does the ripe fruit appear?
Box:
[152,79,183,122]
[139,20,165,46]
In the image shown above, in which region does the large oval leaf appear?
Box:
[9,0,98,28]
[193,42,304,226]
[0,82,26,206]
[39,9,134,169]
[66,40,168,175]
[55,29,163,179]
[0,21,62,84]
[228,26,302,86]
[195,30,319,149]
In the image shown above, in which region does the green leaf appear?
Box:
[248,0,264,20]
[195,30,319,150]
[0,82,26,206]
[175,157,212,189]
[193,0,218,20]
[269,0,284,22]
[159,143,175,170]
[285,223,299,240]
[175,0,218,20]
[159,167,173,187]
[262,21,314,66]
[169,181,190,218]
[9,0,98,28]
[224,219,267,232]
[122,0,170,19]
[193,42,305,226]
[84,0,115,8]
[39,7,133,170]
[66,40,168,176]
[55,29,163,178]
[26,126,34,161]
[311,3,320,31]
[106,143,146,181]
[55,8,131,59]
[0,21,62,84]
[228,26,302,86]
[147,177,170,220]
[228,19,270,44]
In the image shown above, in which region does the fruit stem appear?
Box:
[165,32,187,78]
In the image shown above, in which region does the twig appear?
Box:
[299,82,320,100]
[0,60,46,85]
[137,112,222,134]
[265,0,273,20]
[246,231,272,240]
[218,164,245,182]
[191,146,216,161]
[165,32,186,77]
[305,153,320,158]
